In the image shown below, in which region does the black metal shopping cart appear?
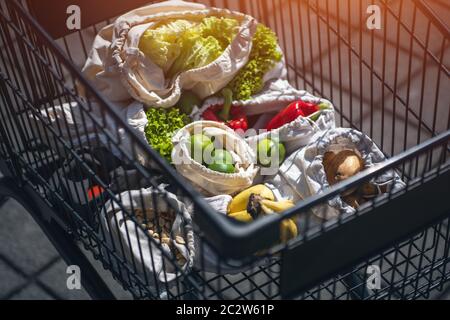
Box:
[0,0,449,300]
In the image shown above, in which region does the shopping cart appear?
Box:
[0,0,449,300]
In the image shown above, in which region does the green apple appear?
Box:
[257,138,286,167]
[211,149,233,165]
[208,163,235,174]
[190,134,214,164]
[207,149,235,173]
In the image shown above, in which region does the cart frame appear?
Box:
[0,0,449,300]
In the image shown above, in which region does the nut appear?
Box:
[176,254,186,266]
[161,232,169,239]
[175,236,185,245]
[161,237,170,244]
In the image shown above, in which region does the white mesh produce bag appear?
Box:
[100,187,195,288]
[265,128,406,220]
[81,0,284,108]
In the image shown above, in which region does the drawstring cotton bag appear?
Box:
[265,128,406,220]
[81,0,284,109]
[100,187,195,289]
[171,121,259,196]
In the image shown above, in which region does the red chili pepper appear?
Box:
[265,100,323,131]
[202,88,248,131]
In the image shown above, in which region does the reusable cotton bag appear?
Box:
[171,121,259,196]
[265,128,406,220]
[100,187,195,287]
[81,0,283,109]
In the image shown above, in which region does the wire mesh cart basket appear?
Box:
[0,0,449,300]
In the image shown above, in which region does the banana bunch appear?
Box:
[227,185,298,243]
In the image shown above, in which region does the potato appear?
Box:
[323,150,364,184]
[323,150,364,196]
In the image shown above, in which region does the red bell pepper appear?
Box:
[87,185,104,201]
[202,88,248,131]
[265,100,328,131]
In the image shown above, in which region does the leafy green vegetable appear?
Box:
[167,31,223,79]
[139,17,239,78]
[144,107,190,163]
[139,20,194,73]
[200,16,240,50]
[228,24,283,101]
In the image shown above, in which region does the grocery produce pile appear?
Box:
[136,12,385,242]
[136,16,372,244]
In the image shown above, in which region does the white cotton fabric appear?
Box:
[265,128,406,220]
[193,80,336,155]
[204,195,233,214]
[80,0,277,108]
[171,121,259,196]
[100,187,195,288]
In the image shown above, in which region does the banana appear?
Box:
[228,187,299,244]
[228,210,253,223]
[260,198,294,213]
[228,184,274,214]
[260,204,274,215]
[280,219,298,243]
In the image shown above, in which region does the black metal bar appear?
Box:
[280,170,450,299]
[412,0,450,39]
